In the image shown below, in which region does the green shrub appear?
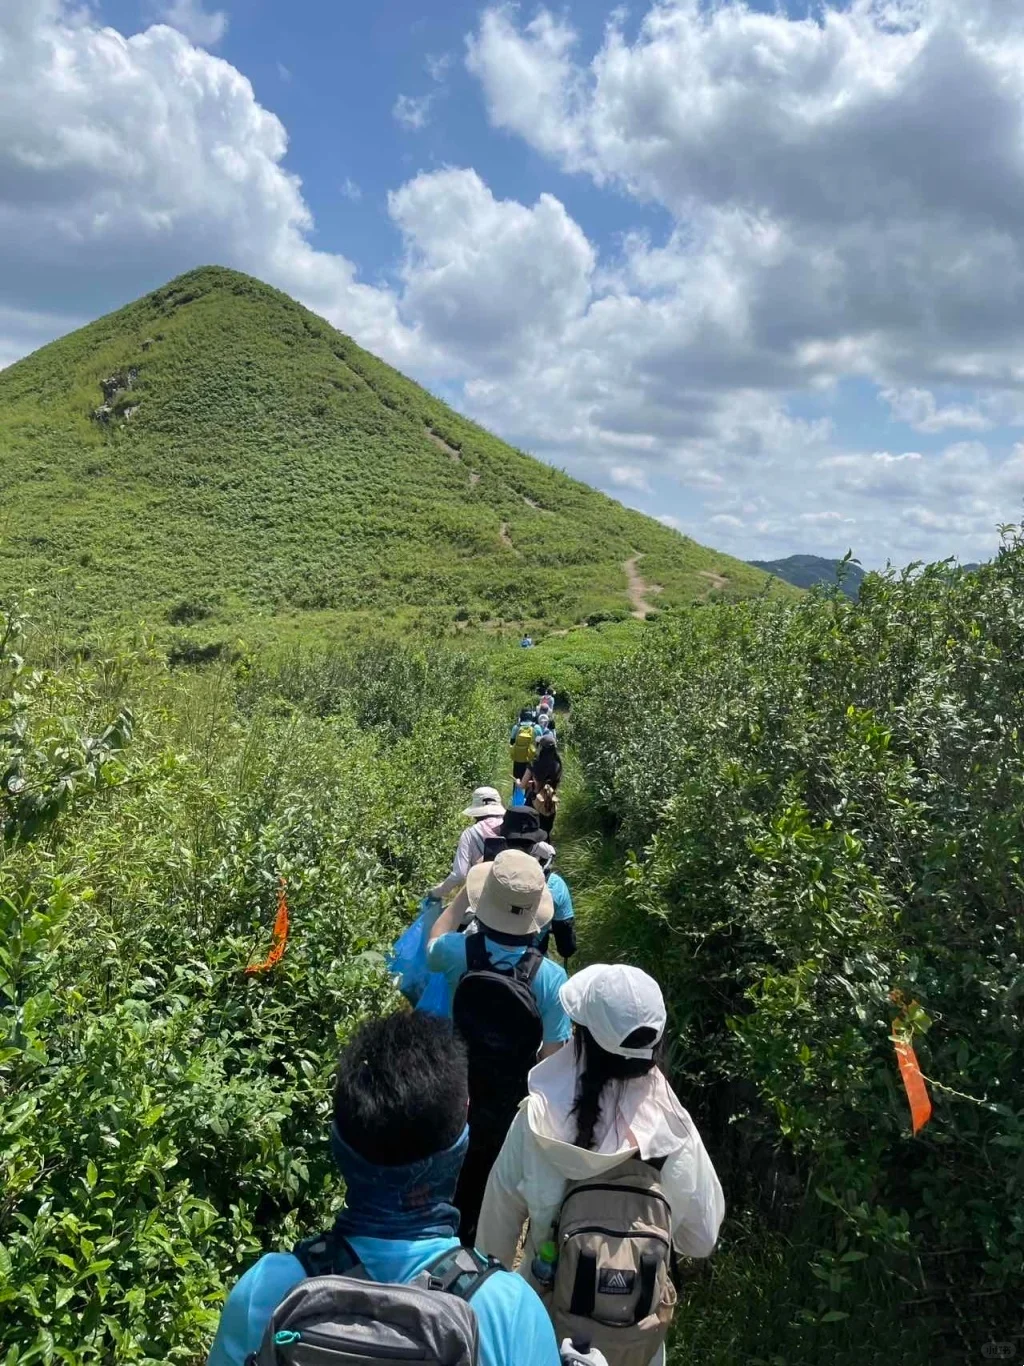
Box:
[0,606,503,1363]
[574,538,1024,1353]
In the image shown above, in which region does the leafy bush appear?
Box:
[0,606,503,1364]
[574,539,1024,1358]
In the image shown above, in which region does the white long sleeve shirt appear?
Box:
[476,1045,725,1276]
[434,816,503,899]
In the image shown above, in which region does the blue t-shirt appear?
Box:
[206,1234,560,1366]
[427,932,571,1043]
[547,871,574,923]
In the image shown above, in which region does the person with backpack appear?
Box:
[518,734,563,836]
[427,850,572,1246]
[539,690,555,713]
[475,964,725,1366]
[533,842,576,963]
[429,787,506,904]
[442,806,547,931]
[510,710,543,781]
[481,805,546,863]
[205,1009,563,1366]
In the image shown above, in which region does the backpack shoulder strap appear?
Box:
[465,933,490,973]
[514,948,542,987]
[293,1227,365,1279]
[416,1245,505,1304]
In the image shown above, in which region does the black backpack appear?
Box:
[481,835,507,863]
[452,934,543,1137]
[246,1227,501,1366]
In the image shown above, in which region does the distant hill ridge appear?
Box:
[749,554,866,599]
[0,267,789,641]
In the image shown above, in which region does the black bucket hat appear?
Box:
[499,806,544,845]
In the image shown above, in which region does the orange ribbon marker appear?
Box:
[893,1032,932,1134]
[246,878,290,974]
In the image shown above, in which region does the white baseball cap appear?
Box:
[559,964,666,1059]
[534,841,556,869]
[462,785,506,820]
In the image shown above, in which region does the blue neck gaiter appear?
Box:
[330,1121,469,1241]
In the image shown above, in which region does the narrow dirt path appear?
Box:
[425,426,462,462]
[624,554,662,619]
[700,569,729,591]
[499,521,515,550]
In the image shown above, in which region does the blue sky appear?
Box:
[3,0,1024,568]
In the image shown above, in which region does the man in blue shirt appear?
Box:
[427,852,571,1044]
[427,850,571,1244]
[206,1010,560,1366]
[533,841,577,963]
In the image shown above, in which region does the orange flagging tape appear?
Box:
[246,878,290,974]
[893,1032,932,1134]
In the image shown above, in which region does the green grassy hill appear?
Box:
[0,266,787,644]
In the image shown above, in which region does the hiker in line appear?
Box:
[510,709,543,781]
[481,804,546,863]
[206,1010,562,1366]
[540,689,555,712]
[443,806,548,931]
[533,842,576,963]
[427,850,571,1246]
[476,965,725,1366]
[428,786,506,904]
[519,733,563,835]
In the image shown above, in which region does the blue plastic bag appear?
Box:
[416,970,450,1018]
[510,785,527,808]
[387,898,450,1017]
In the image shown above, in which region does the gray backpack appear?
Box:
[246,1228,501,1366]
[548,1159,677,1366]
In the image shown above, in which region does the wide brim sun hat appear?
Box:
[501,807,545,843]
[466,848,554,937]
[559,963,667,1060]
[462,785,506,819]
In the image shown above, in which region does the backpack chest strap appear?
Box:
[415,1246,504,1303]
[293,1228,367,1279]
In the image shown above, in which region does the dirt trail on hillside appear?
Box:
[624,554,663,618]
[500,521,515,550]
[425,427,461,462]
[700,569,729,591]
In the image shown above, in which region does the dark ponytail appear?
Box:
[570,1024,661,1151]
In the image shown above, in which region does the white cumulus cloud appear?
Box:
[0,0,426,370]
[392,93,433,130]
[154,0,228,47]
[460,0,1024,563]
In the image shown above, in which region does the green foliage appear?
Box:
[0,267,788,648]
[573,540,1024,1358]
[0,603,503,1363]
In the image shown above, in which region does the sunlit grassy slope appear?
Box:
[0,266,789,641]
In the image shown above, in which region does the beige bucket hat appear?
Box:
[465,848,554,937]
[462,785,506,820]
